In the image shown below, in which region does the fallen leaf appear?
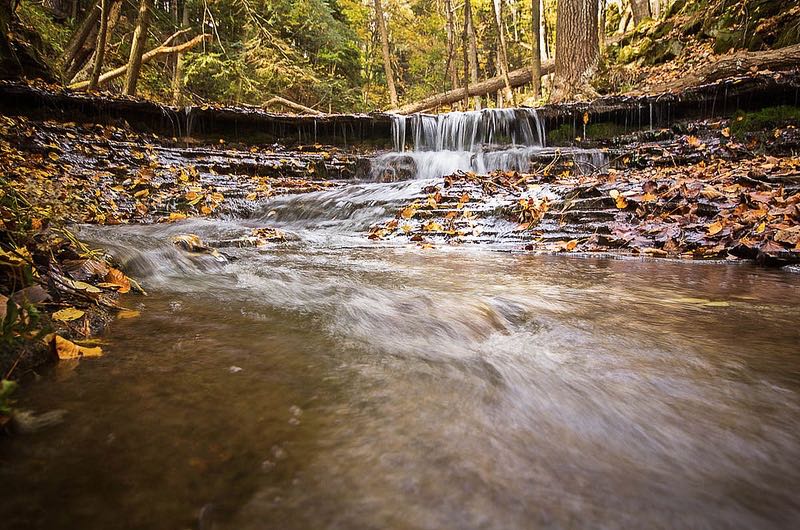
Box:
[707,221,724,235]
[104,268,131,294]
[52,307,85,322]
[52,335,103,360]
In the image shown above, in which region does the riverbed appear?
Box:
[1,194,799,528]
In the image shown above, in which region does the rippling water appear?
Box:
[2,181,800,530]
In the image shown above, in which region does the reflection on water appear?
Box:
[2,203,800,529]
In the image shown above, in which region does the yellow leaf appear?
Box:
[169,212,188,221]
[185,191,200,201]
[426,196,438,209]
[755,221,766,234]
[245,192,258,201]
[134,189,149,198]
[423,221,443,232]
[48,152,60,161]
[721,127,731,138]
[707,221,724,235]
[68,279,101,293]
[52,307,85,322]
[400,206,417,219]
[117,309,141,319]
[565,239,578,251]
[53,335,103,360]
[401,224,413,233]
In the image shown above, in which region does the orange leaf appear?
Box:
[105,268,131,294]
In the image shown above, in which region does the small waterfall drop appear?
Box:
[372,108,547,180]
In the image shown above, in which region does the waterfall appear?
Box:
[390,108,545,152]
[372,108,547,180]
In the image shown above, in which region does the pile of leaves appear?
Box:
[367,126,800,263]
[0,168,142,389]
[0,115,341,226]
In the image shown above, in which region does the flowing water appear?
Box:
[2,111,800,529]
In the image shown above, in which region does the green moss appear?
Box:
[16,2,70,61]
[547,123,576,145]
[730,106,800,137]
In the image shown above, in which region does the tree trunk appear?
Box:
[464,0,480,109]
[70,30,206,90]
[491,0,514,105]
[123,0,152,96]
[530,0,542,98]
[391,59,554,114]
[172,0,189,105]
[444,0,459,92]
[87,0,108,90]
[630,0,650,24]
[551,0,599,103]
[373,0,398,107]
[644,42,800,94]
[63,2,99,73]
[75,0,120,84]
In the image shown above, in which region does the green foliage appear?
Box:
[730,106,800,138]
[0,379,17,417]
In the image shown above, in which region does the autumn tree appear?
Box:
[551,0,599,102]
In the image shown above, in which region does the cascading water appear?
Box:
[372,108,548,180]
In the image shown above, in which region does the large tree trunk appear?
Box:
[463,0,481,109]
[87,0,108,90]
[630,0,651,24]
[643,42,800,94]
[491,0,514,105]
[373,0,398,107]
[123,0,152,96]
[551,0,599,103]
[172,0,189,105]
[530,0,542,98]
[391,60,554,114]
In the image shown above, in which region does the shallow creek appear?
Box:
[2,108,800,529]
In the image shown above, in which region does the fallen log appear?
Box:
[264,96,323,115]
[69,30,204,90]
[390,60,554,114]
[635,43,800,94]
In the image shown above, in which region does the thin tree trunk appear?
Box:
[491,0,515,105]
[630,0,650,24]
[172,0,189,105]
[87,0,108,90]
[464,0,480,109]
[123,0,152,96]
[74,0,120,84]
[444,0,459,91]
[530,0,542,98]
[373,0,398,107]
[551,0,599,102]
[63,2,99,72]
[70,30,205,90]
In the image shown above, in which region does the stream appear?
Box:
[2,109,800,529]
